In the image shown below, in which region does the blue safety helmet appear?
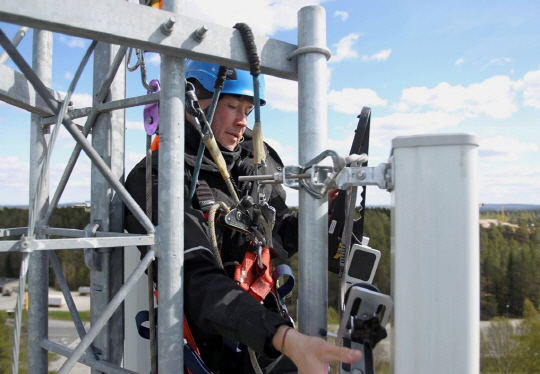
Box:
[185,59,266,106]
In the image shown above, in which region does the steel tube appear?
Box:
[0,26,28,64]
[41,92,160,125]
[296,6,329,338]
[26,28,52,374]
[58,248,156,374]
[43,45,128,226]
[0,227,27,237]
[89,41,127,370]
[156,1,185,372]
[0,236,154,252]
[41,226,154,239]
[391,134,480,374]
[0,0,298,80]
[42,340,137,374]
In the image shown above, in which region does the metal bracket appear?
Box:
[153,225,162,258]
[19,235,32,253]
[337,284,393,374]
[286,46,332,61]
[333,161,393,191]
[239,150,393,196]
[83,223,101,271]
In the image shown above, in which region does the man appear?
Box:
[125,60,359,373]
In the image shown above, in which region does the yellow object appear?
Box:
[252,121,266,165]
[25,292,28,310]
[150,0,162,9]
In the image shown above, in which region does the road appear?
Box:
[1,289,91,373]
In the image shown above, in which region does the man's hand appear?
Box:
[272,325,362,374]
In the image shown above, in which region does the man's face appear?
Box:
[205,95,254,151]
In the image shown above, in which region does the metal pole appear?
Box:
[26,28,52,374]
[390,134,479,374]
[0,26,29,64]
[158,0,185,372]
[43,45,128,226]
[89,42,126,370]
[297,6,329,338]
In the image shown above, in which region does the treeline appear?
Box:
[1,207,539,320]
[0,207,90,290]
[480,211,540,319]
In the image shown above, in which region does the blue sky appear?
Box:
[0,0,539,207]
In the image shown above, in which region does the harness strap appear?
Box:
[272,264,296,303]
[234,247,274,302]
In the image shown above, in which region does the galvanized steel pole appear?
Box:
[26,28,52,374]
[158,0,186,371]
[89,42,126,370]
[297,6,329,338]
[391,134,480,374]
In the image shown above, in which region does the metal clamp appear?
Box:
[286,46,332,61]
[83,223,101,271]
[333,162,393,191]
[19,235,32,253]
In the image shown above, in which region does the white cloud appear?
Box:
[125,151,145,175]
[370,111,464,147]
[328,88,387,114]
[58,34,87,49]
[479,163,540,204]
[481,57,513,70]
[330,33,360,63]
[64,71,74,80]
[146,53,161,67]
[185,0,327,36]
[479,136,539,162]
[361,49,392,62]
[0,157,30,203]
[397,75,520,119]
[58,92,93,109]
[264,137,297,166]
[334,10,349,21]
[264,75,298,112]
[264,68,331,112]
[522,69,540,108]
[455,58,464,66]
[126,120,145,131]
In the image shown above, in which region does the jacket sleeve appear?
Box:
[183,208,290,358]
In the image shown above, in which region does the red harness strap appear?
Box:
[234,247,275,302]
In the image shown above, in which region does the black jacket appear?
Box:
[125,125,298,373]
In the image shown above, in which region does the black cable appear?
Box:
[233,23,260,76]
[214,65,229,90]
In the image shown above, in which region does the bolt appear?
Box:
[236,211,242,220]
[146,116,153,124]
[160,16,176,35]
[192,25,209,42]
[356,170,366,180]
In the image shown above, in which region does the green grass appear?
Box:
[48,311,90,322]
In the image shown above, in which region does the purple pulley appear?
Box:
[143,79,160,135]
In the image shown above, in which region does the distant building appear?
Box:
[479,219,519,230]
[0,277,18,295]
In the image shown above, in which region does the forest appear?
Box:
[1,206,539,320]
